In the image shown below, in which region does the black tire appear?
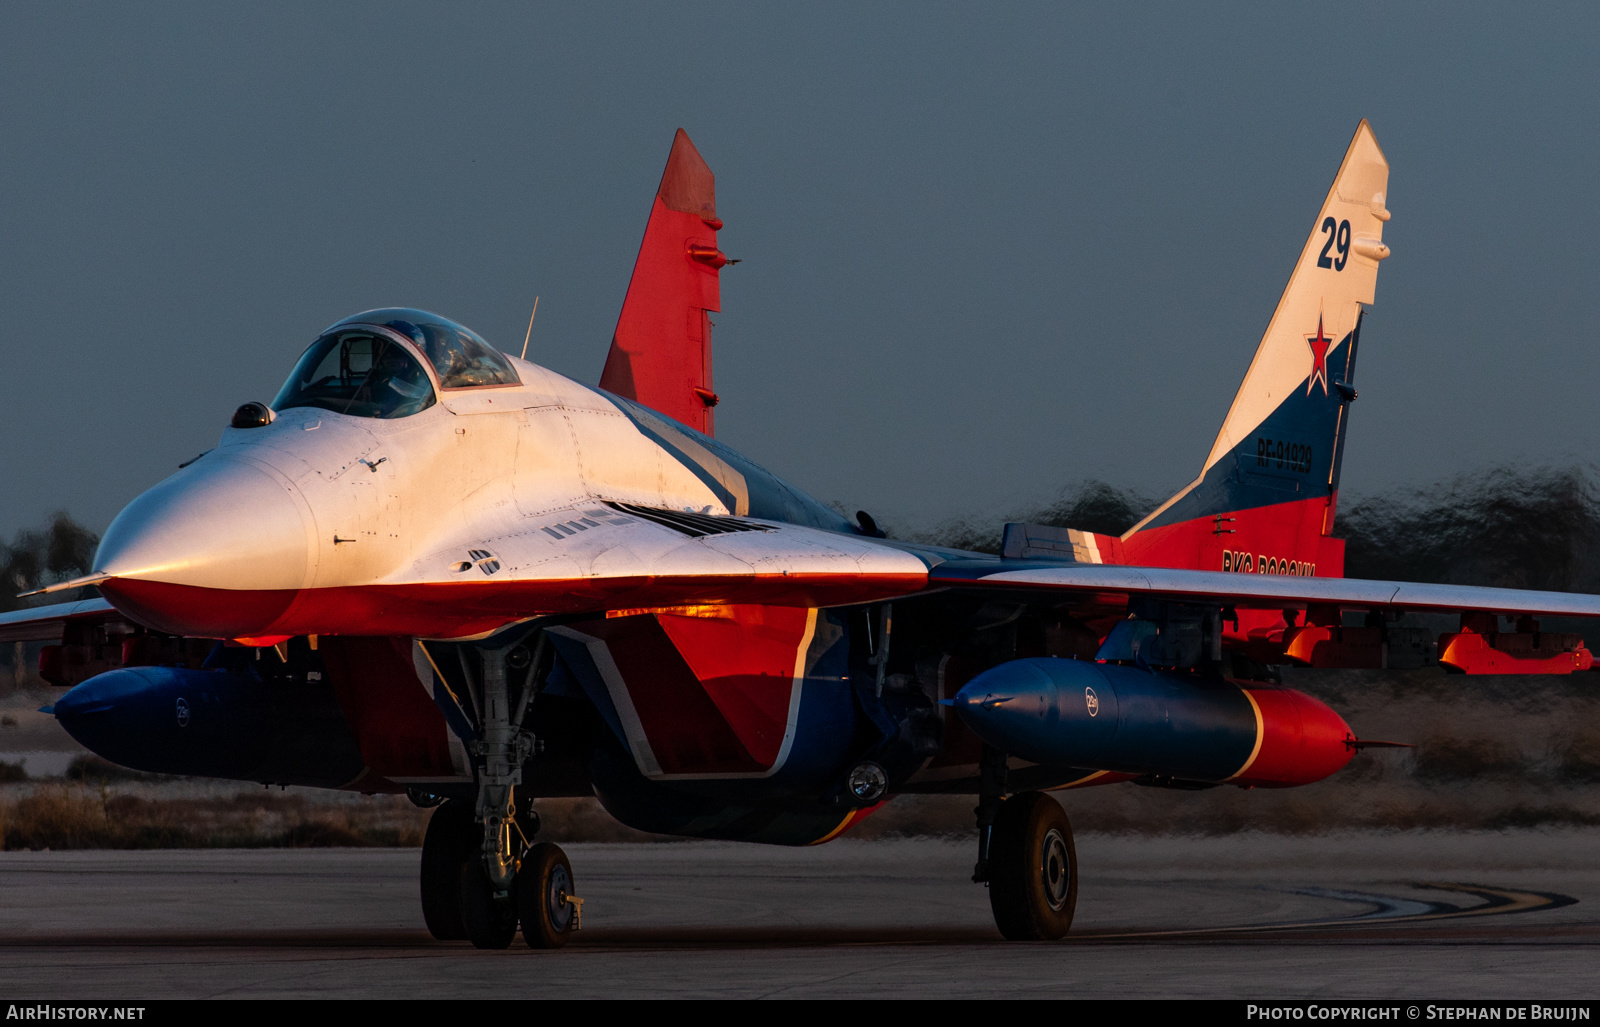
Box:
[517,842,578,949]
[420,800,476,941]
[987,791,1077,941]
[459,855,520,950]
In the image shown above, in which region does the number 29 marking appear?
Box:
[1317,217,1351,271]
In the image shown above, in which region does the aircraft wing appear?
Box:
[387,504,1600,637]
[0,597,120,643]
[925,558,1600,619]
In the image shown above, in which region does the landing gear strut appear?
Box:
[972,744,1008,885]
[421,636,581,949]
[460,853,520,948]
[474,640,530,900]
[972,744,1077,940]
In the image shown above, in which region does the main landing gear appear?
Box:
[972,745,1078,940]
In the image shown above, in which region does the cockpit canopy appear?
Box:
[273,309,519,420]
[343,308,520,390]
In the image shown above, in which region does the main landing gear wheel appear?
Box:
[987,791,1077,941]
[459,855,520,950]
[517,842,579,949]
[420,800,476,941]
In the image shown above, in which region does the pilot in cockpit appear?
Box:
[384,317,520,389]
[275,309,516,422]
[356,340,434,418]
[274,329,438,420]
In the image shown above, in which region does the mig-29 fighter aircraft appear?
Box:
[6,121,1598,947]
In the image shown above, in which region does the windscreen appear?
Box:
[272,329,436,419]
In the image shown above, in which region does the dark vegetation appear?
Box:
[2,513,100,690]
[1411,734,1527,783]
[910,480,1154,555]
[66,754,173,784]
[1557,727,1600,783]
[0,512,98,614]
[1338,465,1600,593]
[0,787,430,850]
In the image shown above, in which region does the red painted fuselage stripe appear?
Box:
[580,615,766,775]
[1122,494,1345,577]
[652,605,813,768]
[319,636,456,780]
[99,572,928,640]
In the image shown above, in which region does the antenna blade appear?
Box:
[521,296,539,361]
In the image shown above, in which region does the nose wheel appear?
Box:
[423,635,581,949]
[421,800,581,949]
[452,842,579,950]
[517,842,580,949]
[420,800,476,940]
[985,791,1077,940]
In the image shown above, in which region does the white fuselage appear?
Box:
[91,347,924,640]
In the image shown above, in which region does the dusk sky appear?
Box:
[4,4,1598,539]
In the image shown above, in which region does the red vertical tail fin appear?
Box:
[599,129,731,436]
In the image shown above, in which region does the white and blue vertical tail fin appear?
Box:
[1122,121,1391,574]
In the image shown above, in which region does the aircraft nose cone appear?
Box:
[95,456,313,637]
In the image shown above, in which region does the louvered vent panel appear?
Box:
[605,501,772,538]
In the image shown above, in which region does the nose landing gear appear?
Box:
[420,800,582,949]
[419,633,581,949]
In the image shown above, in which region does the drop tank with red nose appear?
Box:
[949,657,1355,788]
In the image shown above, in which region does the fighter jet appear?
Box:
[5,122,1596,947]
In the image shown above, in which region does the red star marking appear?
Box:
[1306,316,1331,396]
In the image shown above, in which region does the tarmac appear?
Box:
[0,830,1596,999]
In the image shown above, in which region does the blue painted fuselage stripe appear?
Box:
[603,391,854,532]
[1142,322,1359,532]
